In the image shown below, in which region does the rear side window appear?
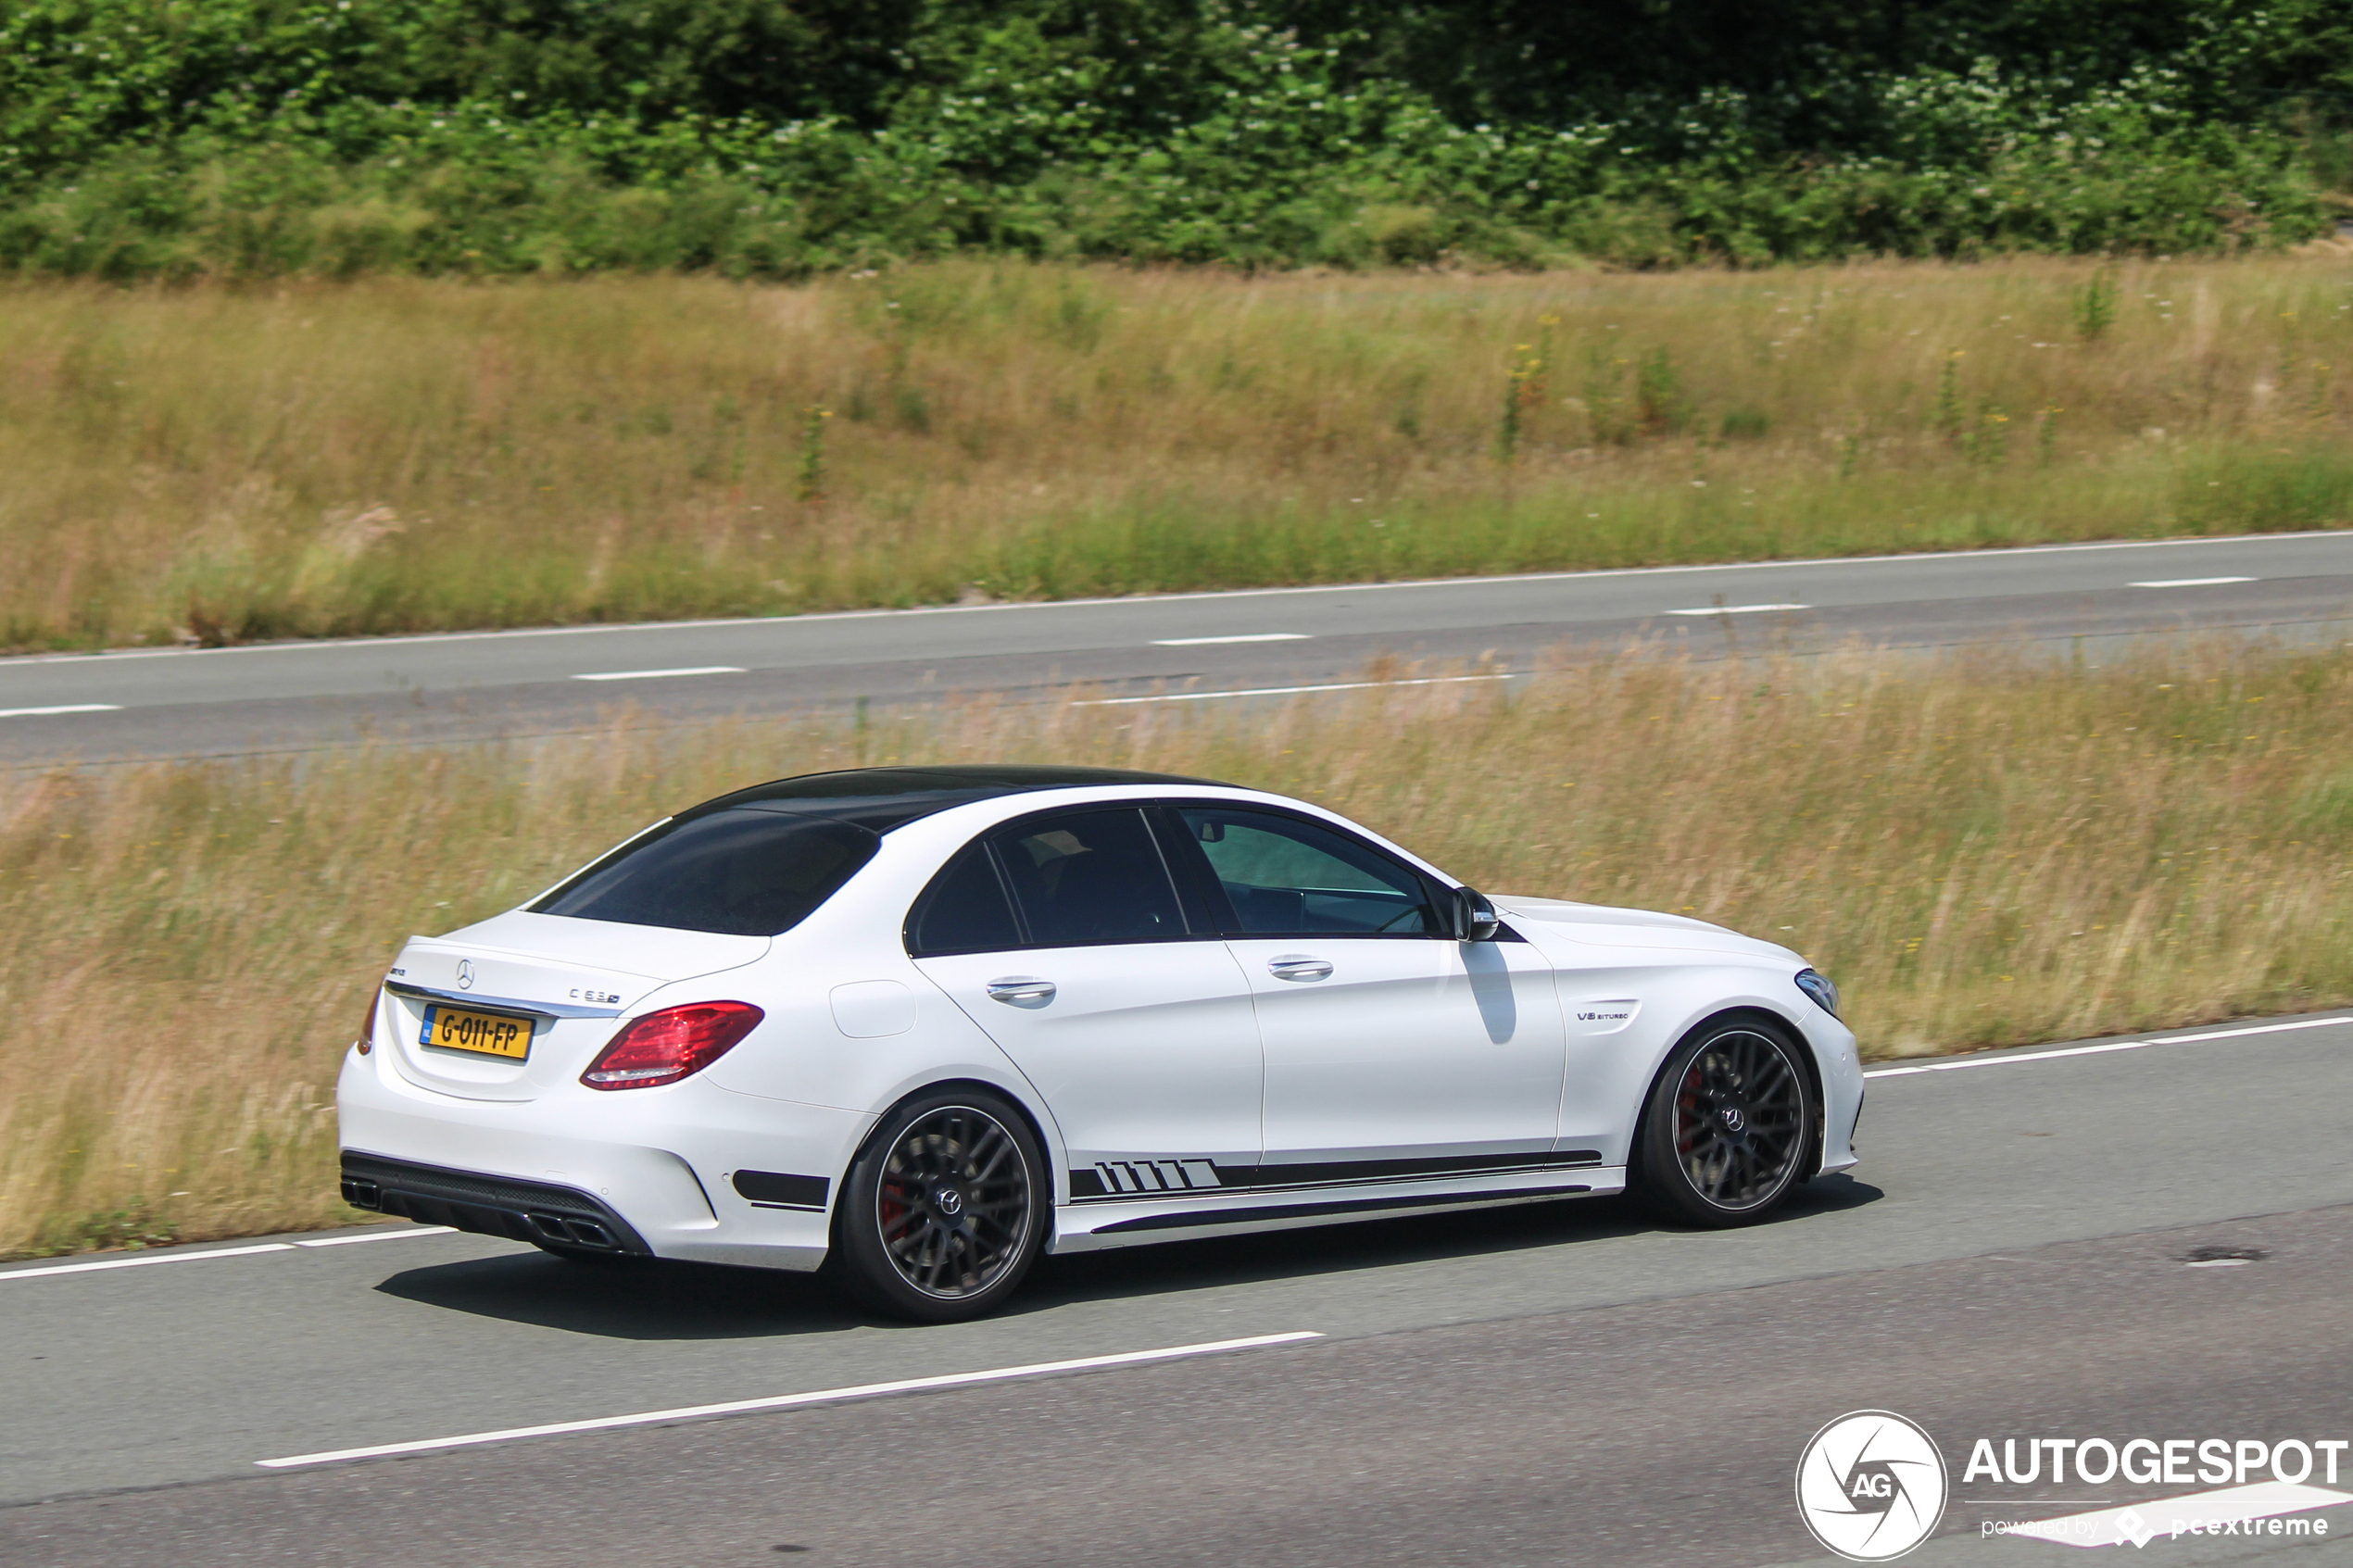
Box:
[534,809,878,937]
[904,843,1023,956]
[993,808,1188,947]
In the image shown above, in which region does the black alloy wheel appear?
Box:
[831,1087,1046,1322]
[1634,1019,1815,1226]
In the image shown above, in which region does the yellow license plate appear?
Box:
[420,1003,534,1060]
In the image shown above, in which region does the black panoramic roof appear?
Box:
[674,764,1231,834]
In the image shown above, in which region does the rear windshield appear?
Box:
[533,809,879,937]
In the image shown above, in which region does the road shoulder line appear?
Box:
[1863,1015,2353,1080]
[254,1331,1325,1469]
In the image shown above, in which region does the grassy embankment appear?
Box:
[9,254,2353,652]
[6,638,2352,1257]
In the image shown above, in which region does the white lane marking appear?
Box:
[0,1224,460,1280]
[257,1331,1325,1468]
[295,1226,458,1248]
[0,1243,296,1281]
[2007,1481,2353,1549]
[1150,633,1313,646]
[2183,1258,2254,1268]
[1078,673,1515,706]
[573,666,748,682]
[1864,1015,2353,1079]
[0,703,122,718]
[2131,576,2259,587]
[17,528,2351,668]
[1662,603,1810,617]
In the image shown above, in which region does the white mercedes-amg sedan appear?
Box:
[339,765,1862,1321]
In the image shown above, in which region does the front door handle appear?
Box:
[986,976,1057,1006]
[1267,955,1333,982]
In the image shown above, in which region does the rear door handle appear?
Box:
[1267,955,1333,982]
[986,976,1057,1005]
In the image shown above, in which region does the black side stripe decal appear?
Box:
[1069,1149,1603,1202]
[1091,1184,1594,1234]
[1215,1149,1602,1189]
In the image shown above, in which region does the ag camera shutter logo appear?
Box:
[1796,1411,1950,1561]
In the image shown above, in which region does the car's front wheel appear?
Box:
[829,1086,1048,1323]
[1633,1017,1816,1226]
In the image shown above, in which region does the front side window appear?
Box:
[534,809,877,937]
[992,808,1188,947]
[1174,807,1440,935]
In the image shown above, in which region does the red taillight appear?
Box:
[581,1001,763,1090]
[358,989,378,1055]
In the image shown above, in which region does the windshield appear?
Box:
[533,809,879,937]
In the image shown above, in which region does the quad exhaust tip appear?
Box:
[336,1155,652,1254]
[528,1213,619,1249]
[340,1175,617,1249]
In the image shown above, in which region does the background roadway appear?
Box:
[6,1011,2351,1563]
[5,530,2353,766]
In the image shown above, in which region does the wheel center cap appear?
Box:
[934,1185,965,1218]
[1719,1106,1746,1133]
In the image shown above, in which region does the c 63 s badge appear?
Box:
[1796,1410,1949,1561]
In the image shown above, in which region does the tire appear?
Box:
[829,1086,1049,1323]
[1632,1017,1816,1227]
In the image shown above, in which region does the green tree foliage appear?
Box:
[0,0,2340,276]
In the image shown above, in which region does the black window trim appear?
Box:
[903,796,1523,957]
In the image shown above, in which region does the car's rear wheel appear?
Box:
[1633,1018,1815,1226]
[829,1087,1047,1323]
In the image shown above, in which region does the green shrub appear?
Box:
[0,2,2335,278]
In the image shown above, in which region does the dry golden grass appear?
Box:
[6,636,2350,1257]
[7,255,2353,648]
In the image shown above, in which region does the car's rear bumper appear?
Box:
[341,1152,653,1254]
[336,1042,875,1273]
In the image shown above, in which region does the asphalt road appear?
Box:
[7,1010,2353,1565]
[6,530,2353,766]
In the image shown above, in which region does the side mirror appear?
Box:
[1452,887,1501,942]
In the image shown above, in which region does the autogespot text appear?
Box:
[1963,1436,2350,1487]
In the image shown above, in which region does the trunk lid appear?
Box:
[382,911,768,1102]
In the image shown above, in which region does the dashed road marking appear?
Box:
[1079,673,1514,706]
[1150,633,1313,646]
[573,666,748,682]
